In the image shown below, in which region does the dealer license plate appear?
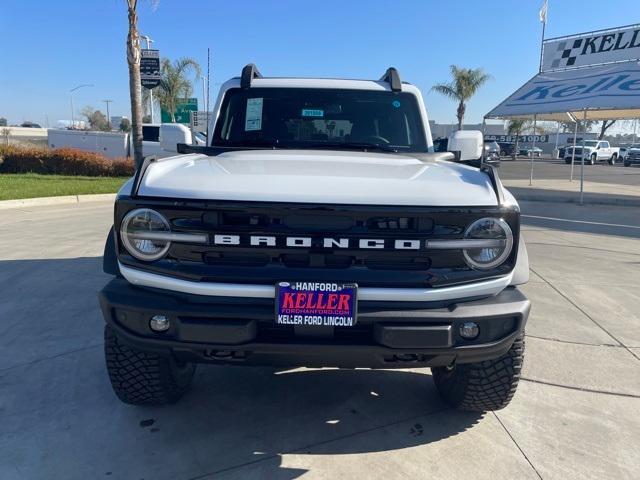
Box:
[275,281,357,327]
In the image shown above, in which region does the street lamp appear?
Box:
[69,84,94,129]
[200,75,207,113]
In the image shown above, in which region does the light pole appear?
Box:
[140,34,155,123]
[69,84,93,128]
[103,100,113,130]
[200,75,207,113]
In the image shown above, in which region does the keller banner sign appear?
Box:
[542,24,640,72]
[140,49,161,89]
[486,62,640,119]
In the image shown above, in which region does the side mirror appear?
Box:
[160,124,192,152]
[447,130,483,161]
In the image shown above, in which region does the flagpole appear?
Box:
[538,0,548,73]
[538,17,546,72]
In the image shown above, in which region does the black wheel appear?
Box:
[624,161,631,167]
[432,334,524,412]
[609,154,617,165]
[590,154,597,165]
[104,325,196,405]
[565,159,571,165]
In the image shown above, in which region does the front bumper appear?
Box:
[99,279,530,369]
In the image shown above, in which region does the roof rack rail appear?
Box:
[380,67,402,92]
[241,63,263,89]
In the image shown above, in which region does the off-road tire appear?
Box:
[432,334,524,412]
[104,325,196,405]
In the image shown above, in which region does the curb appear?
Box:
[0,193,116,210]
[1,190,636,209]
[509,190,640,207]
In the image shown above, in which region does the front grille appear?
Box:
[116,199,519,289]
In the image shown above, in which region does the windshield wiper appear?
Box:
[294,142,398,153]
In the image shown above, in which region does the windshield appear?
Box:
[213,87,427,152]
[583,141,598,147]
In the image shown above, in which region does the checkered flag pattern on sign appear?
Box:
[551,39,583,68]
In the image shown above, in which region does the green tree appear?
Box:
[1,127,10,145]
[156,57,201,122]
[81,106,110,131]
[558,120,596,133]
[119,118,132,132]
[0,117,7,127]
[432,66,491,130]
[507,119,544,158]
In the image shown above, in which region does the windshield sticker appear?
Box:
[392,100,401,108]
[245,98,263,131]
[301,109,324,117]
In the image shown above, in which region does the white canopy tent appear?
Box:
[486,61,640,121]
[485,61,640,203]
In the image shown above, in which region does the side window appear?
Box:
[600,141,609,148]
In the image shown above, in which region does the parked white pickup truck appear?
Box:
[564,140,620,165]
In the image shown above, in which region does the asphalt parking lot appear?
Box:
[499,156,640,186]
[1,199,639,480]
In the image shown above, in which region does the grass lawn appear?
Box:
[0,173,130,201]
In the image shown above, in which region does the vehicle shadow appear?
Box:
[0,256,485,480]
[155,366,484,478]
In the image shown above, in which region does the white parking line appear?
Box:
[522,214,640,230]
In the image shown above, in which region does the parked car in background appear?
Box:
[483,140,501,166]
[623,146,640,167]
[497,142,515,157]
[433,136,448,152]
[564,140,619,165]
[484,140,500,155]
[558,145,569,159]
[519,146,542,157]
[619,144,640,161]
[20,121,42,128]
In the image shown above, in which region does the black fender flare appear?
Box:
[103,226,121,276]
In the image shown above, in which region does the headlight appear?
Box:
[463,218,513,270]
[120,208,171,261]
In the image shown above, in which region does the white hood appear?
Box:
[137,150,498,207]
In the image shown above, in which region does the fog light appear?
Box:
[460,322,479,340]
[150,315,170,332]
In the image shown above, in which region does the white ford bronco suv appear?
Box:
[99,65,530,411]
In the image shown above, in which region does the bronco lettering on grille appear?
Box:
[212,235,424,250]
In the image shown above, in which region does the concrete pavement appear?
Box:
[0,201,639,479]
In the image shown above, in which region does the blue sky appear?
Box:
[1,0,638,127]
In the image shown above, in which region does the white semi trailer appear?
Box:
[47,123,203,159]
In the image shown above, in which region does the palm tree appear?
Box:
[507,119,546,158]
[156,58,201,122]
[125,0,144,166]
[507,119,529,159]
[432,66,491,130]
